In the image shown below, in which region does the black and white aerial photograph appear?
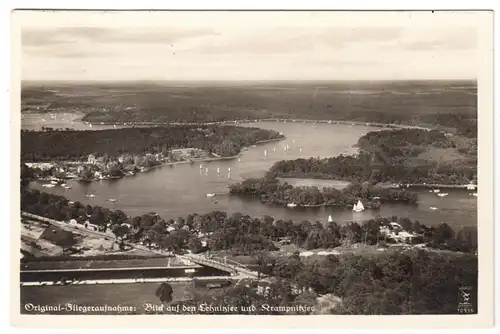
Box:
[12,9,494,325]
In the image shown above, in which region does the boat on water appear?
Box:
[42,184,55,188]
[107,199,117,202]
[466,184,476,190]
[217,168,220,174]
[327,215,333,223]
[433,189,440,193]
[50,180,58,185]
[86,194,96,198]
[63,186,72,189]
[429,207,438,210]
[472,193,477,197]
[352,200,365,212]
[286,203,297,208]
[437,193,448,197]
[206,193,215,198]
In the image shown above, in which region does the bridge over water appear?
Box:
[21,212,265,281]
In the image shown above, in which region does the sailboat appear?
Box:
[327,215,333,223]
[286,203,297,208]
[205,167,208,174]
[217,167,220,174]
[264,149,267,157]
[352,200,365,212]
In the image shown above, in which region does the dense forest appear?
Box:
[21,189,477,255]
[22,81,477,137]
[21,125,283,161]
[229,177,419,207]
[268,129,477,185]
[167,249,477,315]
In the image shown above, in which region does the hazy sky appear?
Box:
[18,11,483,81]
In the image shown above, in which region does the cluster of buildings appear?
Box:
[379,222,419,244]
[169,148,208,161]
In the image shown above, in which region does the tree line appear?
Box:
[229,177,419,207]
[267,129,477,185]
[152,248,477,315]
[21,189,477,256]
[21,125,282,161]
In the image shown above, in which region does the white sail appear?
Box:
[328,215,333,223]
[217,167,220,174]
[353,200,365,212]
[264,149,267,157]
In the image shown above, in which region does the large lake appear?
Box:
[24,115,477,229]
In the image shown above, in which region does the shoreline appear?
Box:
[27,137,286,183]
[76,117,436,132]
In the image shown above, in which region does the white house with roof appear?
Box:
[84,221,100,231]
[88,154,97,164]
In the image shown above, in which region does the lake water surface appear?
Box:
[24,115,477,229]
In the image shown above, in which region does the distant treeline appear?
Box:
[22,81,477,137]
[267,129,477,185]
[21,125,282,161]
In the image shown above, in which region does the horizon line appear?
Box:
[21,78,478,85]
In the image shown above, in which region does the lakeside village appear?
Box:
[25,148,217,186]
